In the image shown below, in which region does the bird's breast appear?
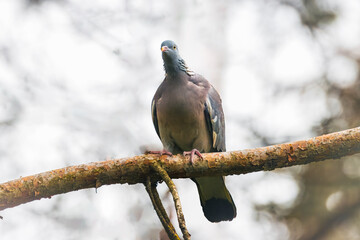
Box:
[156,82,209,152]
[157,88,203,125]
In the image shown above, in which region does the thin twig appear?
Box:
[152,162,191,240]
[151,183,172,224]
[144,177,180,240]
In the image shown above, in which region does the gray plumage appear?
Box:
[151,40,236,222]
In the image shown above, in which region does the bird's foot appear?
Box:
[146,149,173,156]
[183,149,203,164]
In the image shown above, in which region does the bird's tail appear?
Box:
[194,176,237,222]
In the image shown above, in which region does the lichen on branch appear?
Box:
[1,127,360,211]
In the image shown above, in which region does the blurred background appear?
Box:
[0,0,359,239]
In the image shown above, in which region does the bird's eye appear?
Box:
[173,46,176,50]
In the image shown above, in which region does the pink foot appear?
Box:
[183,149,203,164]
[146,150,173,156]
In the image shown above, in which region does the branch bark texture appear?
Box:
[145,177,180,240]
[1,127,360,211]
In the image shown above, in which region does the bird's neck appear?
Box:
[164,58,194,77]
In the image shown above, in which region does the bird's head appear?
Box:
[161,40,181,63]
[161,40,187,74]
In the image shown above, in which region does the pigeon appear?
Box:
[150,40,236,222]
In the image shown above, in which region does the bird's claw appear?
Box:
[183,149,203,164]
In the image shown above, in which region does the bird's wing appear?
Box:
[188,74,226,152]
[151,86,161,139]
[204,85,226,152]
[190,76,234,222]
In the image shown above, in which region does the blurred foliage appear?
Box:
[256,1,360,239]
[283,0,337,31]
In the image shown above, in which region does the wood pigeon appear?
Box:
[151,40,236,222]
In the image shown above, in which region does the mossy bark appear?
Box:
[1,127,360,211]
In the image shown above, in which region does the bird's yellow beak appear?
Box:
[161,46,169,52]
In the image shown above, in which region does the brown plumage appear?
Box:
[151,40,236,222]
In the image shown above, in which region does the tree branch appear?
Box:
[1,127,360,211]
[151,162,191,240]
[144,177,180,240]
